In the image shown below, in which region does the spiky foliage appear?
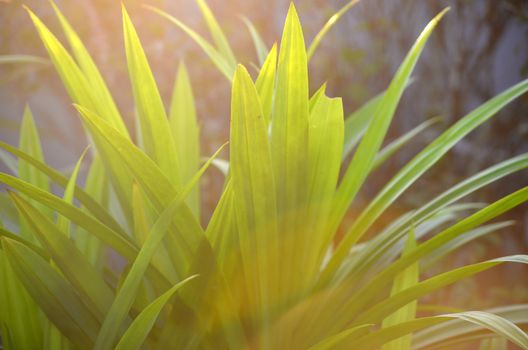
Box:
[1,1,527,349]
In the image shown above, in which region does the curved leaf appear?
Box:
[326,10,450,282]
[307,0,360,61]
[10,192,114,322]
[94,143,223,350]
[114,275,198,350]
[122,5,180,188]
[146,6,234,80]
[241,16,269,66]
[2,238,100,348]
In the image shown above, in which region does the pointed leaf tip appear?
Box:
[288,2,298,13]
[234,64,251,80]
[432,7,450,24]
[121,3,130,21]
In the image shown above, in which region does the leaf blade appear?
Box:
[2,238,100,348]
[114,276,198,350]
[122,5,180,188]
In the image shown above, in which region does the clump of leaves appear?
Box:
[0,1,527,349]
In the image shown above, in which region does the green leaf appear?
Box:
[309,83,328,112]
[381,232,419,350]
[347,76,528,251]
[255,43,277,125]
[50,1,129,137]
[146,5,235,80]
[342,91,384,160]
[0,192,18,225]
[56,146,89,235]
[132,183,151,246]
[230,65,279,336]
[372,116,442,171]
[340,317,449,349]
[355,256,528,327]
[0,226,49,259]
[0,173,139,260]
[195,0,237,68]
[422,221,514,268]
[307,0,360,62]
[114,275,198,350]
[308,324,373,350]
[169,62,201,218]
[241,16,268,66]
[0,141,126,237]
[18,106,51,241]
[203,180,248,348]
[10,192,114,323]
[24,6,136,222]
[0,54,49,65]
[131,182,178,283]
[0,247,43,350]
[209,157,230,176]
[343,309,528,349]
[342,203,476,277]
[480,337,508,350]
[270,3,310,298]
[76,94,173,216]
[345,153,528,282]
[0,148,17,175]
[341,187,528,321]
[94,195,186,349]
[413,305,528,349]
[326,70,528,286]
[75,155,107,266]
[440,311,528,349]
[24,7,97,118]
[74,105,205,278]
[2,238,100,348]
[18,106,48,193]
[304,93,344,281]
[94,143,221,350]
[327,10,450,277]
[271,3,310,214]
[122,5,181,188]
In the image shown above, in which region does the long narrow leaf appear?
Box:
[94,143,223,350]
[345,153,528,282]
[0,141,126,236]
[307,0,360,62]
[122,5,181,188]
[75,105,206,277]
[372,116,442,171]
[114,276,198,350]
[413,305,528,349]
[50,1,128,136]
[169,62,201,217]
[241,16,269,66]
[330,8,450,252]
[146,5,234,80]
[0,54,49,65]
[326,75,528,283]
[56,146,88,235]
[10,192,114,322]
[381,232,419,350]
[2,238,100,348]
[270,3,310,298]
[255,43,277,125]
[341,187,528,320]
[230,65,278,342]
[195,0,237,68]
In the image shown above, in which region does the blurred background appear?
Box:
[1,0,527,317]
